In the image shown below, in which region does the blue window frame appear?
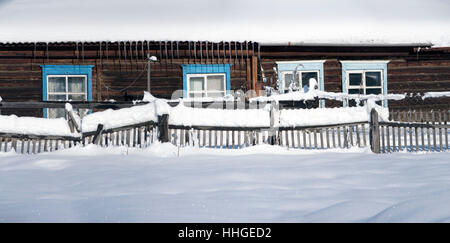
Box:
[41,65,94,118]
[340,61,389,107]
[276,60,326,106]
[180,64,232,98]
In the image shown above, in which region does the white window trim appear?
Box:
[47,75,88,101]
[281,70,320,91]
[345,70,384,105]
[186,73,226,97]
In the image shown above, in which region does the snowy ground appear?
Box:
[0,143,449,223]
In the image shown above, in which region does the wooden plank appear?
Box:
[349,126,354,147]
[438,110,443,151]
[392,124,396,151]
[355,125,360,147]
[426,111,431,151]
[313,130,317,149]
[420,110,425,151]
[337,127,342,148]
[414,111,419,152]
[432,111,436,151]
[32,139,36,154]
[445,111,449,150]
[386,125,390,153]
[408,111,412,152]
[381,125,385,153]
[320,129,324,149]
[291,129,295,148]
[21,139,25,154]
[302,130,307,149]
[403,111,408,151]
[397,112,402,151]
[332,128,336,148]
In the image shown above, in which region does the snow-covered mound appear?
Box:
[81,104,159,133]
[0,114,78,137]
[168,102,271,127]
[278,100,388,127]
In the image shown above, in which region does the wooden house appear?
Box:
[0,41,449,118]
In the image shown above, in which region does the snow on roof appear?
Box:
[0,0,449,47]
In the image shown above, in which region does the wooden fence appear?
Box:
[371,109,449,153]
[0,100,449,155]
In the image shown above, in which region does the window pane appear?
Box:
[207,92,225,98]
[189,77,204,91]
[284,73,293,89]
[48,108,65,119]
[48,77,66,92]
[348,88,364,95]
[366,88,382,95]
[207,75,225,91]
[349,73,362,86]
[48,94,67,101]
[68,94,86,100]
[189,92,205,98]
[366,72,382,87]
[68,77,86,93]
[301,72,318,88]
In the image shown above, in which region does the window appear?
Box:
[47,75,88,118]
[341,61,389,107]
[281,70,319,92]
[346,70,383,106]
[181,64,231,98]
[276,61,325,107]
[187,73,226,98]
[41,65,93,118]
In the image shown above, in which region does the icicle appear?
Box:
[141,41,145,60]
[123,41,127,61]
[164,41,168,64]
[240,41,243,64]
[129,41,133,61]
[135,41,138,62]
[46,42,49,62]
[206,41,209,63]
[228,41,232,63]
[33,42,36,61]
[211,41,214,63]
[147,40,150,58]
[106,41,109,61]
[99,41,102,67]
[193,41,197,63]
[217,42,220,61]
[235,41,238,63]
[159,41,162,63]
[170,41,174,63]
[118,41,121,62]
[176,41,179,59]
[246,41,249,59]
[200,41,203,63]
[76,42,79,61]
[188,41,191,62]
[81,42,84,63]
[257,42,260,61]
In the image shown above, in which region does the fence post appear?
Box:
[92,124,104,145]
[269,101,276,145]
[370,108,380,154]
[158,114,169,143]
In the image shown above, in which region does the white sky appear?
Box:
[0,0,449,46]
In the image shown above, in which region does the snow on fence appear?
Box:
[0,97,448,154]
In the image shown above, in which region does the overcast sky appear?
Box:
[0,0,449,45]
